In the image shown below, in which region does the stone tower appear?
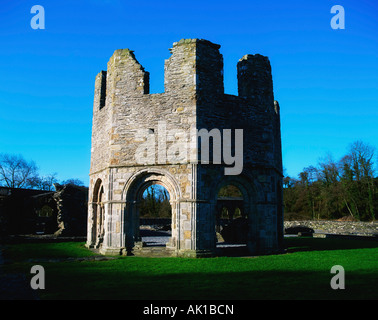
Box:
[86,39,283,257]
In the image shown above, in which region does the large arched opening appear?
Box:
[122,170,180,254]
[216,184,247,250]
[136,184,172,247]
[210,174,259,256]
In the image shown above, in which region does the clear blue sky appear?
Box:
[1,0,377,186]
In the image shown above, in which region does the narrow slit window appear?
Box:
[99,71,107,109]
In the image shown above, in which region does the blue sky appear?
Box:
[0,0,377,186]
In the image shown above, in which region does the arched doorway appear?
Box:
[137,184,172,247]
[92,179,105,249]
[122,170,180,255]
[216,184,247,248]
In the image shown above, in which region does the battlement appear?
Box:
[91,39,279,173]
[171,38,221,50]
[93,39,274,111]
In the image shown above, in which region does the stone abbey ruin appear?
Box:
[86,38,283,257]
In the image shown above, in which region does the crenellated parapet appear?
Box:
[90,39,281,173]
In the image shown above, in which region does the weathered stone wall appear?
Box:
[53,184,88,237]
[284,220,378,237]
[0,187,54,235]
[0,185,88,237]
[90,71,111,174]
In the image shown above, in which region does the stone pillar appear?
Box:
[237,54,276,163]
[107,49,149,98]
[237,54,274,109]
[164,38,224,99]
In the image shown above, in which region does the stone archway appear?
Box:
[122,169,181,255]
[137,184,171,246]
[132,182,172,247]
[216,185,246,246]
[90,178,105,249]
[210,174,260,255]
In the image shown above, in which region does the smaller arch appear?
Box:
[209,172,264,207]
[219,206,229,219]
[92,178,103,202]
[213,177,253,206]
[210,174,261,253]
[215,183,247,245]
[91,178,105,249]
[234,207,244,219]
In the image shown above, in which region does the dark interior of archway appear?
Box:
[138,184,172,247]
[216,185,248,251]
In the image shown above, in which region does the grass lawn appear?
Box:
[1,237,377,300]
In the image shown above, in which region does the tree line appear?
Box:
[284,140,377,221]
[2,139,377,222]
[138,185,171,218]
[0,153,85,191]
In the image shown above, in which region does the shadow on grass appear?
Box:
[284,237,378,253]
[1,237,377,300]
[209,237,378,257]
[36,265,377,300]
[3,236,378,261]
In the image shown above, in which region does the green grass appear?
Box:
[2,242,97,262]
[2,238,377,300]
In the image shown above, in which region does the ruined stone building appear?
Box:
[0,184,88,238]
[86,39,283,257]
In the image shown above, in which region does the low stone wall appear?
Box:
[142,219,378,237]
[140,218,171,226]
[284,220,378,237]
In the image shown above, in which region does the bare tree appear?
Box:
[318,153,340,185]
[0,154,39,189]
[348,141,376,220]
[28,173,58,191]
[348,140,375,180]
